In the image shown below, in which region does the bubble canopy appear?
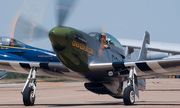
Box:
[88,32,123,49]
[0,36,27,46]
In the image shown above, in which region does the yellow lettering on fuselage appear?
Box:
[72,40,94,55]
[88,48,93,55]
[38,55,53,57]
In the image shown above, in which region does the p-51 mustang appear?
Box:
[3,0,180,106]
[1,29,180,106]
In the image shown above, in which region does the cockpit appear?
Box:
[0,37,27,47]
[88,32,123,49]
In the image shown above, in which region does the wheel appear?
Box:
[123,86,135,105]
[23,87,35,106]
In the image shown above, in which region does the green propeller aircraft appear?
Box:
[2,0,180,106]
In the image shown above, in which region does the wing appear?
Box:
[119,38,180,54]
[1,58,180,80]
[0,60,69,77]
[89,58,180,79]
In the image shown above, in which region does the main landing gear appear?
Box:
[21,67,37,106]
[123,67,138,105]
[123,86,135,105]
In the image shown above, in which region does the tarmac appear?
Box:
[1,79,180,108]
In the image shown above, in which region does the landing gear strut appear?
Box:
[21,67,37,106]
[123,67,138,105]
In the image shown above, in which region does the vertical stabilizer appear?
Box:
[138,31,150,61]
[135,31,149,94]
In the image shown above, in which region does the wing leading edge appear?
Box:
[89,58,180,79]
[1,58,180,80]
[0,60,68,77]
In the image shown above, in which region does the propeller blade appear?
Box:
[10,0,49,47]
[10,0,76,49]
[97,27,107,57]
[10,12,48,46]
[55,0,76,26]
[84,26,102,34]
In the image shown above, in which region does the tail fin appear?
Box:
[138,31,150,61]
[136,31,149,93]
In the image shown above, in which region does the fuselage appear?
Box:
[0,36,59,62]
[49,26,125,82]
[0,29,126,82]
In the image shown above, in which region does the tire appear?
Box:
[123,86,135,105]
[23,87,35,106]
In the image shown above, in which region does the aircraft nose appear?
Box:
[49,27,68,48]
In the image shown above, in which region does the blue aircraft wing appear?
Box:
[0,60,70,78]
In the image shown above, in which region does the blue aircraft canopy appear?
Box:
[0,37,27,46]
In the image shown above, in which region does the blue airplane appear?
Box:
[0,36,60,81]
[0,36,59,62]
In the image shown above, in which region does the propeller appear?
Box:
[55,0,76,26]
[10,0,49,47]
[10,0,76,49]
[10,13,48,46]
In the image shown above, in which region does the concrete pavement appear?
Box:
[0,79,180,108]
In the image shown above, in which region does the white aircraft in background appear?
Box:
[119,37,180,60]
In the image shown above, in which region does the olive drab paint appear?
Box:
[49,26,90,73]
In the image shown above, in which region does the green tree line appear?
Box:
[3,72,48,79]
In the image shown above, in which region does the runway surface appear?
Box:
[1,79,180,108]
